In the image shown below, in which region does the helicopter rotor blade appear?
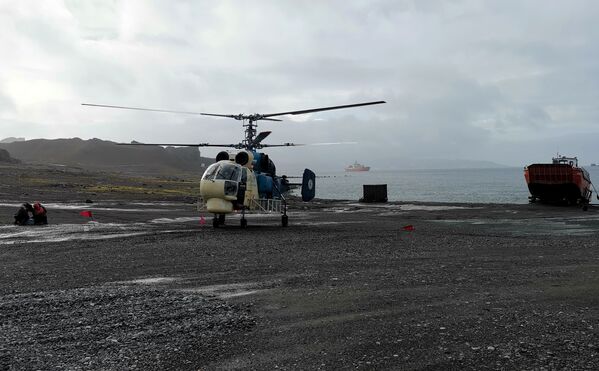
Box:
[260,100,386,118]
[258,117,283,122]
[82,103,208,115]
[118,142,240,148]
[260,143,303,147]
[82,101,385,120]
[254,142,358,148]
[198,114,282,121]
[200,113,243,120]
[259,141,357,148]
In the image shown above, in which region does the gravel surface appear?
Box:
[0,286,254,370]
[2,163,599,369]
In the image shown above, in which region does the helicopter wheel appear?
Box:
[212,216,219,228]
[218,214,226,225]
[282,214,288,227]
[240,218,247,228]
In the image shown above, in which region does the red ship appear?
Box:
[524,155,593,208]
[345,161,370,172]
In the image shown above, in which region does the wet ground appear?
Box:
[2,163,599,369]
[2,195,599,370]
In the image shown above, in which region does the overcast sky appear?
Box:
[2,0,599,171]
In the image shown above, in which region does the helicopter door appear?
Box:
[237,167,248,205]
[244,169,258,208]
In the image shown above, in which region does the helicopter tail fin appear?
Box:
[301,169,316,201]
[251,131,272,147]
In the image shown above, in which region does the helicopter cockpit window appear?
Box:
[216,163,241,181]
[202,163,220,180]
[202,163,241,182]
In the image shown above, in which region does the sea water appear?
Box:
[311,167,599,204]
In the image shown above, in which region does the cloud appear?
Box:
[2,0,599,169]
[0,91,15,113]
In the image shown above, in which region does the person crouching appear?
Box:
[32,202,48,225]
[14,203,33,225]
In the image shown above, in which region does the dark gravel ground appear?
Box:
[0,286,254,370]
[1,163,599,370]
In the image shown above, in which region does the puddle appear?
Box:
[151,217,203,224]
[0,202,182,213]
[293,221,363,226]
[339,203,477,212]
[116,278,268,298]
[181,282,270,299]
[400,204,476,211]
[346,203,398,209]
[324,207,374,213]
[220,290,262,298]
[0,210,316,244]
[123,277,181,285]
[0,222,197,245]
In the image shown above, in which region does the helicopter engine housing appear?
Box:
[235,150,254,166]
[215,151,229,162]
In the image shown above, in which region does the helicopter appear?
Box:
[82,100,386,228]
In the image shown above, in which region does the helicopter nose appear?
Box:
[200,179,238,201]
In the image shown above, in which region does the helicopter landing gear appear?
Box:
[582,201,589,211]
[240,207,247,228]
[213,214,226,228]
[282,214,288,227]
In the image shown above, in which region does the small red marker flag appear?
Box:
[199,215,206,225]
[402,224,415,231]
[80,210,93,218]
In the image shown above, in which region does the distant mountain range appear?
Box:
[0,138,214,175]
[0,137,25,143]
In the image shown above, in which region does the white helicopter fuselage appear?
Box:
[200,159,258,214]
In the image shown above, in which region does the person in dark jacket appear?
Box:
[14,203,33,225]
[32,202,48,225]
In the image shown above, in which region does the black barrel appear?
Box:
[360,184,388,203]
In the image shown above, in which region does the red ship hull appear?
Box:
[524,163,592,205]
[345,167,370,172]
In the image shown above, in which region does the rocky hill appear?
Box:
[0,138,213,175]
[0,148,20,163]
